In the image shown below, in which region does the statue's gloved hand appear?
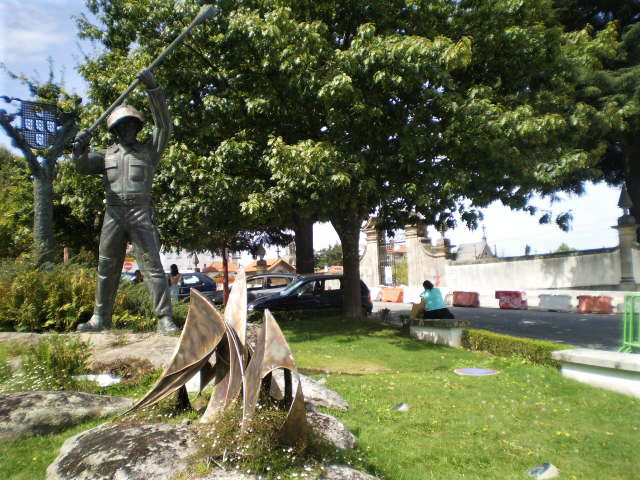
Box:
[73,129,91,154]
[137,69,159,90]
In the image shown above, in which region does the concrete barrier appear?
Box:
[577,295,613,314]
[538,294,572,312]
[380,287,404,303]
[369,286,382,302]
[452,291,480,307]
[495,290,528,310]
[552,349,640,399]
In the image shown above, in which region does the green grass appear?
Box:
[0,418,105,480]
[1,316,639,479]
[278,317,640,480]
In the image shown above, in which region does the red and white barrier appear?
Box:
[577,295,613,314]
[495,290,528,310]
[452,291,480,307]
[380,287,404,303]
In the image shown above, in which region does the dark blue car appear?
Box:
[247,274,373,315]
[175,271,217,301]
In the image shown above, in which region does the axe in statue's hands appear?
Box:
[81,4,218,139]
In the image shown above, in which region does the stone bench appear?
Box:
[551,349,640,399]
[409,319,470,348]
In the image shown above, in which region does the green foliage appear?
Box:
[392,255,408,285]
[314,243,343,268]
[0,258,181,332]
[112,282,155,331]
[461,328,570,367]
[73,0,618,318]
[555,242,573,252]
[187,402,307,478]
[0,148,33,258]
[0,417,105,480]
[0,259,94,332]
[0,358,11,383]
[13,334,91,391]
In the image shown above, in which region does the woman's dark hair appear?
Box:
[423,280,434,290]
[170,264,179,276]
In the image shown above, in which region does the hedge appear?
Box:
[0,258,188,332]
[461,328,571,368]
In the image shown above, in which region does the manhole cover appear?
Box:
[454,368,500,376]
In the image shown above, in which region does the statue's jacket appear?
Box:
[75,86,171,207]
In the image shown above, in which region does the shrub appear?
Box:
[0,260,94,331]
[19,334,91,390]
[461,329,570,368]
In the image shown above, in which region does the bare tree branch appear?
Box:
[0,111,40,175]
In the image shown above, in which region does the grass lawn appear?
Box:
[1,316,639,479]
[281,317,640,480]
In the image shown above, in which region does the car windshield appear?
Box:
[280,278,308,296]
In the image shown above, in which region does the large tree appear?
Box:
[73,0,614,317]
[554,1,640,221]
[246,1,616,315]
[0,147,32,258]
[0,70,81,264]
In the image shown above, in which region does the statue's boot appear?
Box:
[77,314,111,332]
[157,315,179,335]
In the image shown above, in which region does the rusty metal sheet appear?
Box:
[242,310,307,446]
[278,380,308,447]
[224,269,247,349]
[126,289,225,413]
[200,324,246,423]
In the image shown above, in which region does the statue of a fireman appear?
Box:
[72,69,178,334]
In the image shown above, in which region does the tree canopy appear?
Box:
[554,0,640,220]
[72,0,616,316]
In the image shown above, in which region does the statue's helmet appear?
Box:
[107,104,145,132]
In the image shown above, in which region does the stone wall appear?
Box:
[360,218,638,294]
[443,248,623,293]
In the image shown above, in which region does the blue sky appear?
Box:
[0,0,624,256]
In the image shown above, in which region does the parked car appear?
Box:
[247,274,373,315]
[211,273,301,304]
[121,271,137,282]
[175,271,217,301]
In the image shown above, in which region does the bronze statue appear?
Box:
[72,69,177,334]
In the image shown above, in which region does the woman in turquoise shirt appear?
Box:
[420,280,454,319]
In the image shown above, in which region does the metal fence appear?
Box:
[619,295,640,353]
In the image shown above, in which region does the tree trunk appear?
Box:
[624,140,640,240]
[331,214,364,319]
[294,217,314,274]
[222,242,230,306]
[33,169,56,265]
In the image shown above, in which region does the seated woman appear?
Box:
[420,280,454,319]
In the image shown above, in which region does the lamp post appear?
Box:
[614,185,638,290]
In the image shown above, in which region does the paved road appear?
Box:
[372,302,623,350]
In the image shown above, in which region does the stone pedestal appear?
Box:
[615,219,638,289]
[255,259,267,274]
[360,217,380,288]
[405,224,449,288]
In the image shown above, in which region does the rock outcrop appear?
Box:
[46,422,196,480]
[0,391,133,440]
[306,406,357,451]
[271,370,349,411]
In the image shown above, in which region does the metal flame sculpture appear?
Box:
[126,271,307,446]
